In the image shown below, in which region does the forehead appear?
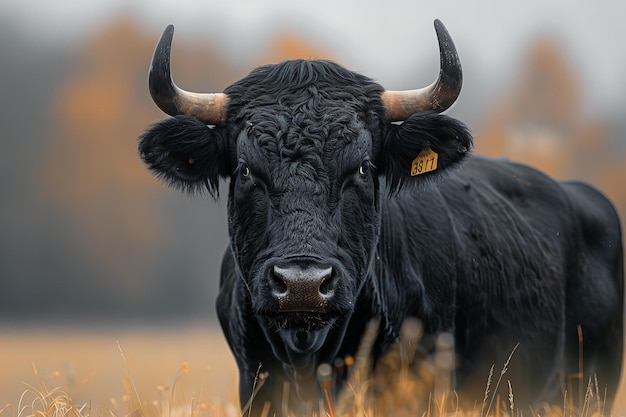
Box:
[237,107,372,161]
[223,59,385,159]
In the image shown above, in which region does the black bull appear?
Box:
[139,21,624,415]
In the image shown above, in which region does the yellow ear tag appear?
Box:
[410,147,439,176]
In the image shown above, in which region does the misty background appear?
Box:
[1,1,625,324]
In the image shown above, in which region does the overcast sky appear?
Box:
[2,0,625,116]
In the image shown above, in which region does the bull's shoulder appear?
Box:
[378,155,575,254]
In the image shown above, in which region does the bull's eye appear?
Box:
[358,160,370,176]
[240,163,251,178]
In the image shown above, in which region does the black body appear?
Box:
[139,59,623,415]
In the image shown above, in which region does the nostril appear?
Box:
[270,266,288,296]
[319,268,336,296]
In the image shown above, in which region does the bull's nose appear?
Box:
[270,264,336,313]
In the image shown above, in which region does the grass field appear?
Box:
[1,322,625,416]
[0,323,239,416]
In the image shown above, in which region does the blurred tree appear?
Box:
[264,32,335,63]
[475,37,626,219]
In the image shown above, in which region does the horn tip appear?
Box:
[153,25,175,52]
[160,24,175,45]
[433,19,451,40]
[152,25,175,65]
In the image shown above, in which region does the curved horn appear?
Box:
[149,25,228,126]
[381,19,462,121]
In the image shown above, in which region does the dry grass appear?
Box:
[0,324,239,417]
[0,322,624,417]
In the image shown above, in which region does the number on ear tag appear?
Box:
[410,147,439,176]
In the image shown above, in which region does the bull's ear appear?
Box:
[381,111,472,193]
[138,115,230,198]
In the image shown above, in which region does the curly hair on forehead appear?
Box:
[222,60,388,176]
[245,104,366,158]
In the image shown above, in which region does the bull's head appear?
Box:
[139,21,471,374]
